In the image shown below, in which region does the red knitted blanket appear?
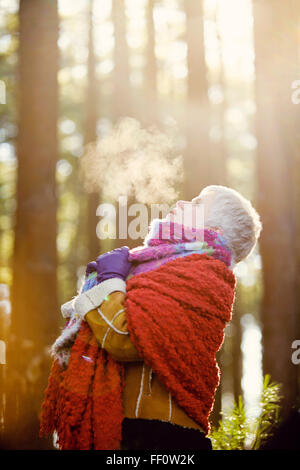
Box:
[126,254,236,434]
[40,254,235,449]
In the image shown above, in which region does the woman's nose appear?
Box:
[176,200,188,209]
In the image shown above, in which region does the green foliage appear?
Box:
[210,375,282,450]
[251,375,282,450]
[210,395,248,450]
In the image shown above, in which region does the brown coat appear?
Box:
[86,291,204,432]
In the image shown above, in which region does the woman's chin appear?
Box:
[163,215,183,226]
[164,214,177,223]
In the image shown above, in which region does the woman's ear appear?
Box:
[206,226,223,236]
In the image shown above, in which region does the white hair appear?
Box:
[195,185,262,264]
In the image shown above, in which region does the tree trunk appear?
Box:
[214,5,228,186]
[232,288,243,402]
[112,0,135,249]
[112,0,132,120]
[144,0,158,124]
[253,0,299,416]
[3,0,58,449]
[184,0,212,200]
[85,0,100,262]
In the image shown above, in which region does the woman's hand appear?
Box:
[87,246,131,283]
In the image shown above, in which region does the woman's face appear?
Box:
[165,191,216,228]
[192,190,216,221]
[165,200,195,225]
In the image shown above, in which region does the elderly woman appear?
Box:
[40,185,262,451]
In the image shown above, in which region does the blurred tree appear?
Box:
[56,3,90,303]
[253,0,299,416]
[85,0,100,261]
[0,7,18,445]
[184,0,212,200]
[144,0,158,124]
[3,0,58,449]
[0,284,10,442]
[209,350,222,427]
[111,0,136,250]
[112,0,132,120]
[207,5,231,426]
[232,287,243,402]
[214,5,228,187]
[0,5,18,287]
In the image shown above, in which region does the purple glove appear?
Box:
[86,261,97,278]
[95,246,131,283]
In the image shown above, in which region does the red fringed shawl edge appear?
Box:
[40,321,125,450]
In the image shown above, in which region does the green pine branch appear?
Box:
[210,374,282,450]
